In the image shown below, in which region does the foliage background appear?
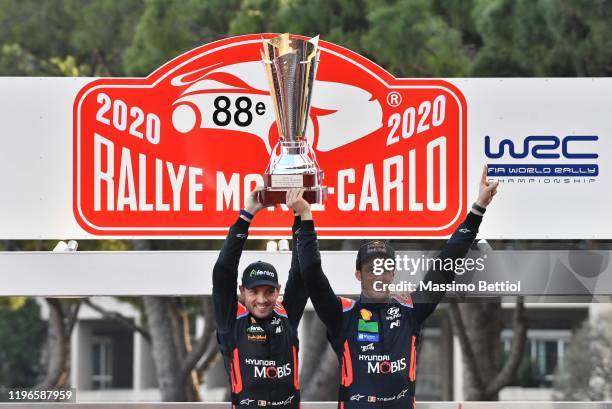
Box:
[2,0,611,79]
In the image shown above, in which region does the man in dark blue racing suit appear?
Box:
[286,166,498,409]
[213,188,308,409]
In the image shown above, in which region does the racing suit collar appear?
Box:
[249,313,274,325]
[358,294,392,308]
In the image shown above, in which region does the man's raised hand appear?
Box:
[476,165,499,208]
[244,186,268,217]
[286,188,312,220]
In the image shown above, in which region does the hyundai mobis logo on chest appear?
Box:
[74,34,467,237]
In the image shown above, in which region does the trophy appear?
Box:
[257,33,327,205]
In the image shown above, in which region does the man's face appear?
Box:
[239,284,280,318]
[356,257,395,301]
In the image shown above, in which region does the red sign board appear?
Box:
[74,34,467,237]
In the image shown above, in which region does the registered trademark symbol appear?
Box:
[387,91,402,107]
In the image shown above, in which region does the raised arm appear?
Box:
[412,165,499,322]
[213,188,265,333]
[212,216,249,333]
[411,211,482,322]
[282,214,309,329]
[287,189,343,336]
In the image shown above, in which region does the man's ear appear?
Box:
[355,270,362,282]
[276,284,282,294]
[239,285,245,297]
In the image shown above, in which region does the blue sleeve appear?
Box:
[412,212,483,323]
[282,216,309,329]
[213,217,249,333]
[298,220,343,335]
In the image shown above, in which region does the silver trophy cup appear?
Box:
[257,33,327,205]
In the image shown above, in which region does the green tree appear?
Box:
[362,0,470,77]
[66,0,145,76]
[123,0,240,76]
[432,0,481,49]
[227,0,475,77]
[0,44,48,76]
[0,0,143,77]
[471,0,612,76]
[0,0,74,60]
[554,312,612,400]
[0,298,47,387]
[0,43,88,76]
[228,0,370,59]
[228,0,368,53]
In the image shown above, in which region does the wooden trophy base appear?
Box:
[257,172,327,205]
[257,186,327,205]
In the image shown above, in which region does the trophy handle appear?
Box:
[307,142,321,179]
[265,141,281,174]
